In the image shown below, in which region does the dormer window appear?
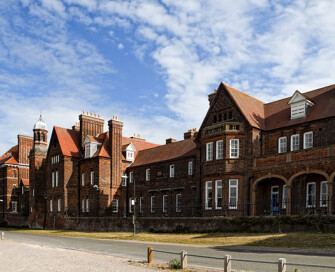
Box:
[126,151,134,161]
[123,143,136,162]
[83,136,101,159]
[291,102,306,119]
[288,90,314,120]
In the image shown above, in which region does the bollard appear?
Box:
[181,250,187,269]
[224,254,231,272]
[0,232,4,240]
[147,247,153,263]
[278,258,286,272]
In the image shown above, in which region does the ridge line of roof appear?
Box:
[264,84,335,106]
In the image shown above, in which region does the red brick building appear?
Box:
[2,82,335,228]
[199,83,335,216]
[0,134,33,222]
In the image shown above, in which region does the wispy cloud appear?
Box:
[1,0,335,154]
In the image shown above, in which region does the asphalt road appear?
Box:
[3,231,335,272]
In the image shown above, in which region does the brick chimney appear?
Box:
[72,122,80,131]
[184,128,198,139]
[18,135,33,165]
[79,111,104,148]
[108,115,123,189]
[166,138,176,144]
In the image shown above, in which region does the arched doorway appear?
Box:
[288,170,330,215]
[252,175,287,216]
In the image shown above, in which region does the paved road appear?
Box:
[3,231,335,272]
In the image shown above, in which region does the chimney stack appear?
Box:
[166,138,176,144]
[108,115,123,193]
[184,128,198,139]
[79,111,104,148]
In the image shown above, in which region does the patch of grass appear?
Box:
[2,228,335,248]
[168,259,181,269]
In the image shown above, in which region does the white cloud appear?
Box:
[118,43,124,50]
[2,0,335,154]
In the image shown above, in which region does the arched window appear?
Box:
[41,133,45,142]
[37,132,40,142]
[13,170,16,178]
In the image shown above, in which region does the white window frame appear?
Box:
[282,185,287,209]
[122,175,127,187]
[11,201,17,213]
[205,181,212,210]
[229,139,239,158]
[146,169,150,181]
[188,161,193,176]
[32,189,35,197]
[290,134,300,151]
[50,199,53,212]
[215,180,222,210]
[278,137,287,153]
[306,182,316,208]
[57,199,61,212]
[82,173,85,186]
[206,142,213,161]
[129,172,134,183]
[320,181,328,207]
[85,144,90,158]
[82,199,85,212]
[176,194,181,212]
[55,171,58,187]
[90,171,94,185]
[163,195,168,213]
[170,164,175,178]
[129,198,133,213]
[303,131,313,149]
[112,199,118,213]
[229,179,238,209]
[140,197,144,213]
[52,171,55,187]
[126,151,134,162]
[151,196,155,213]
[216,140,223,159]
[86,199,89,212]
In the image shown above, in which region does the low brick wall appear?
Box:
[64,216,335,233]
[4,214,29,228]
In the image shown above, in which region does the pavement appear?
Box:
[0,239,155,272]
[2,231,335,272]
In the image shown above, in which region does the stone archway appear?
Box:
[288,169,331,215]
[251,174,288,216]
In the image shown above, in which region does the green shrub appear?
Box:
[169,259,181,269]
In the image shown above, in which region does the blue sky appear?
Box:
[1,0,335,154]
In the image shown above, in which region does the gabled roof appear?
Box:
[85,131,159,159]
[122,143,136,152]
[0,145,19,165]
[201,82,335,132]
[224,83,265,129]
[54,127,81,158]
[21,179,29,186]
[264,84,335,130]
[131,138,196,167]
[288,90,314,106]
[85,135,103,144]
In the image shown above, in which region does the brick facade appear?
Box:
[2,82,335,229]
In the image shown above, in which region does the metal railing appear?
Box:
[147,246,335,271]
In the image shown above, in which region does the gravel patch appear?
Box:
[0,240,156,272]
